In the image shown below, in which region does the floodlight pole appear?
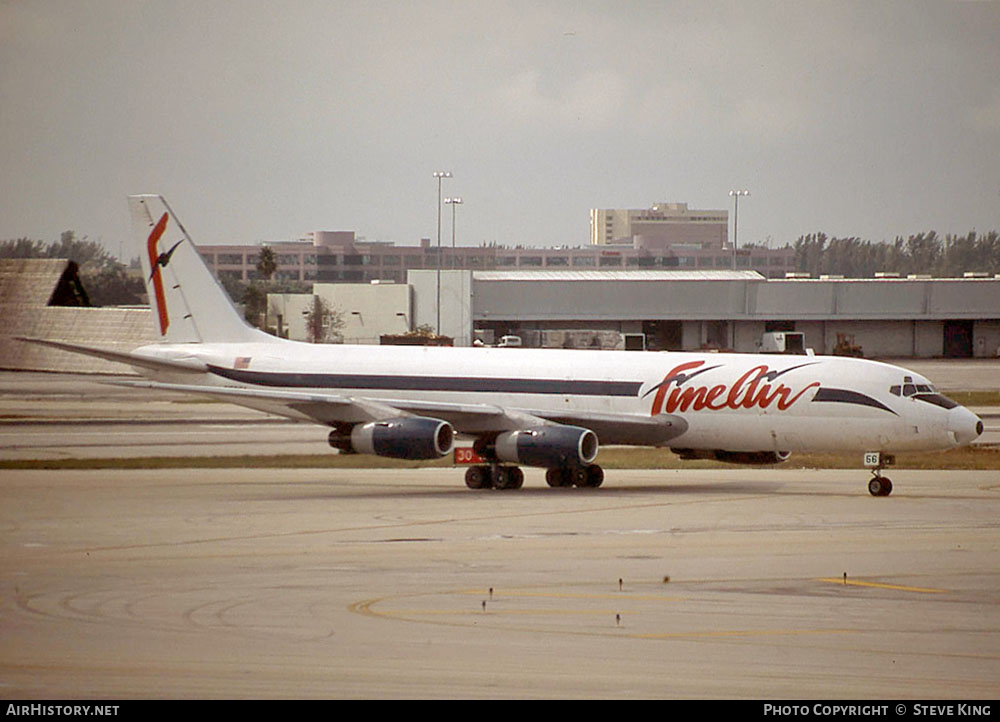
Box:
[445,197,463,248]
[729,189,750,270]
[433,171,452,336]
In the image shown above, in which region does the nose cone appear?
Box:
[948,406,984,446]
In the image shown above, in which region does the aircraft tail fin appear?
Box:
[129,195,268,344]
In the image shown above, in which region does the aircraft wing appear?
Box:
[107,379,536,428]
[533,410,687,446]
[370,398,687,444]
[107,379,441,425]
[107,379,686,445]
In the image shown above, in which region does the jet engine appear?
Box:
[493,425,599,468]
[672,448,791,465]
[329,417,454,460]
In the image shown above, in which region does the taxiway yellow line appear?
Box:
[817,578,947,594]
[379,609,625,616]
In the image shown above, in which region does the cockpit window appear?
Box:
[889,380,951,406]
[913,393,960,410]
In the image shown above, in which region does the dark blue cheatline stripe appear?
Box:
[811,387,898,415]
[207,365,644,397]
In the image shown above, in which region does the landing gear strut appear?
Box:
[864,452,895,497]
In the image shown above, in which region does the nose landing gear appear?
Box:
[867,475,893,497]
[864,452,895,496]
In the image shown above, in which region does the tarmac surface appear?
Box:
[1,366,999,698]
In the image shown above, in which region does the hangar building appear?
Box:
[410,269,1000,358]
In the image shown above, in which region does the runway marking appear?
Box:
[460,589,685,602]
[634,628,856,640]
[356,593,862,642]
[378,609,624,617]
[817,578,947,594]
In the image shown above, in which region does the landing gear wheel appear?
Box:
[545,468,571,487]
[864,452,896,497]
[569,467,590,487]
[868,476,893,497]
[492,465,524,490]
[465,466,489,489]
[584,464,604,488]
[511,467,524,489]
[545,465,605,488]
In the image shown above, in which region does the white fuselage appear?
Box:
[135,340,982,454]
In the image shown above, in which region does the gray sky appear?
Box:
[2,0,999,257]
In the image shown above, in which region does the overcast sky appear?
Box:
[2,0,999,257]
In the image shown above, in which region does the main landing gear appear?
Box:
[545,464,604,489]
[864,452,895,497]
[464,464,605,490]
[465,464,524,490]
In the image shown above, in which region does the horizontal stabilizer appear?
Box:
[15,337,207,374]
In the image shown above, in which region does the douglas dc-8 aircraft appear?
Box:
[23,195,984,495]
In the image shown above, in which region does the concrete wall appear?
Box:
[0,306,154,373]
[266,293,314,341]
[472,276,759,322]
[726,319,999,358]
[315,282,412,345]
[974,320,1000,358]
[915,321,945,357]
[268,283,413,344]
[754,278,1000,320]
[408,270,473,346]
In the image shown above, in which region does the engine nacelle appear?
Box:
[494,425,598,468]
[672,448,791,465]
[331,417,454,460]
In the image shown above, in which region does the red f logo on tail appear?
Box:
[146,213,170,335]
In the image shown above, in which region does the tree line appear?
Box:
[0,232,145,305]
[793,230,1000,278]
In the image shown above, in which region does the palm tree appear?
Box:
[255,246,277,281]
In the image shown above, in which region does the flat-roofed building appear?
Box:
[409,269,1000,356]
[590,202,728,251]
[198,203,793,284]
